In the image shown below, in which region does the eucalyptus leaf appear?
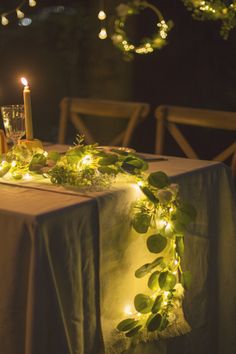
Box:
[176,236,184,257]
[147,234,167,253]
[140,186,159,204]
[29,154,46,171]
[148,171,169,189]
[148,271,159,290]
[125,325,142,337]
[0,164,10,177]
[132,212,151,234]
[98,153,118,166]
[181,270,192,289]
[159,316,169,331]
[135,263,150,278]
[48,151,60,162]
[117,318,139,332]
[159,271,177,291]
[134,294,153,314]
[147,313,163,332]
[152,295,163,313]
[135,257,164,278]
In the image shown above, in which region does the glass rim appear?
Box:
[1,104,24,109]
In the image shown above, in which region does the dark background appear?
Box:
[0,0,235,156]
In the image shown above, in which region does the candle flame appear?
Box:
[21,77,28,86]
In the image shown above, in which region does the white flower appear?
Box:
[116,4,130,17]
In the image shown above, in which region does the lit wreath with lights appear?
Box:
[182,0,236,39]
[111,0,173,59]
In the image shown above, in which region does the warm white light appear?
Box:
[98,10,106,20]
[16,9,24,19]
[164,291,170,297]
[29,0,37,7]
[11,161,17,167]
[174,259,178,265]
[98,28,107,40]
[21,77,28,86]
[137,181,144,187]
[43,151,48,157]
[23,173,32,180]
[1,16,9,26]
[124,305,133,315]
[81,154,92,165]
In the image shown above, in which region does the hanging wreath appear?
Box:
[182,0,236,39]
[111,0,173,60]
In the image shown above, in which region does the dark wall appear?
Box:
[0,0,235,154]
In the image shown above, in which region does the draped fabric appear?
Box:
[0,156,235,354]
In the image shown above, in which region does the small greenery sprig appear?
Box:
[117,171,196,336]
[112,0,173,60]
[182,0,236,39]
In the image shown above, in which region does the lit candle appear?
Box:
[21,77,33,140]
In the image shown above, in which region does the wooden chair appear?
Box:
[155,105,236,178]
[0,129,7,154]
[58,97,150,147]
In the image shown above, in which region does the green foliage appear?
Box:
[117,318,139,332]
[134,294,153,314]
[182,0,236,39]
[147,234,167,253]
[132,212,151,234]
[159,271,177,291]
[148,171,170,188]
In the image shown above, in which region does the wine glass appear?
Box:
[1,104,25,146]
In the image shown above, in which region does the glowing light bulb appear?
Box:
[163,291,169,298]
[43,151,48,157]
[1,16,9,25]
[174,259,178,265]
[124,305,133,315]
[98,27,107,40]
[137,181,144,187]
[21,77,28,86]
[81,154,92,165]
[163,301,168,306]
[98,10,106,20]
[16,9,24,19]
[11,161,17,167]
[29,0,37,6]
[23,173,32,180]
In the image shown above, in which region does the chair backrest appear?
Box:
[0,129,7,154]
[58,97,150,147]
[155,105,236,177]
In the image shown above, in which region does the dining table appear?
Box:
[0,146,235,354]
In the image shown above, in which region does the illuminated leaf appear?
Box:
[98,153,118,166]
[132,213,151,233]
[152,295,163,313]
[147,313,162,332]
[125,325,142,337]
[148,171,169,188]
[176,236,184,257]
[48,151,60,162]
[117,318,139,332]
[181,271,192,289]
[159,271,177,291]
[0,164,10,177]
[147,234,167,253]
[140,186,158,203]
[135,257,164,278]
[148,271,159,290]
[134,294,153,314]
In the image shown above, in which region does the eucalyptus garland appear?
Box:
[112,0,173,60]
[0,136,196,338]
[182,0,236,39]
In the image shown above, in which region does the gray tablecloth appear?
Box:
[0,155,235,354]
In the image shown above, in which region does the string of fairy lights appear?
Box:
[0,0,36,26]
